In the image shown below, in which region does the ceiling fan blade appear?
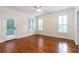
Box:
[32,6,47,13]
[32,6,42,9]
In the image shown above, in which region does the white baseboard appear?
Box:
[74,40,77,45]
[16,33,35,39]
[0,33,36,43]
[0,39,11,43]
[74,39,79,46]
[39,33,72,40]
[0,40,6,43]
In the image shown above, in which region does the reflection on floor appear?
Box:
[0,34,78,53]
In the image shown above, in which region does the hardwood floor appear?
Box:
[78,46,79,53]
[0,34,78,53]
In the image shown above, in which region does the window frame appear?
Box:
[58,15,67,33]
[38,18,44,32]
[28,18,34,32]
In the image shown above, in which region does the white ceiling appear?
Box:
[5,6,73,16]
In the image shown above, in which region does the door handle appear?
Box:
[14,27,16,30]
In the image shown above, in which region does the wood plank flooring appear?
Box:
[0,34,78,53]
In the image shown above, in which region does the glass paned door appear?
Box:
[4,17,16,40]
[0,19,1,40]
[7,19,15,36]
[77,12,79,45]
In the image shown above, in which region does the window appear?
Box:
[28,18,34,32]
[58,15,67,33]
[38,19,43,31]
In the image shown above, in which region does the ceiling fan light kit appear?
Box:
[36,8,43,12]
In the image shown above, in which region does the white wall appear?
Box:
[0,7,36,42]
[36,8,75,40]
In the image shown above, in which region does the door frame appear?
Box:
[3,16,17,41]
[77,12,79,45]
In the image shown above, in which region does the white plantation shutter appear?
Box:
[38,19,43,31]
[58,15,67,33]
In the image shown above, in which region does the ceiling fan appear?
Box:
[33,6,44,12]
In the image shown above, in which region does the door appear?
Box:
[0,17,3,42]
[27,18,35,35]
[0,18,1,40]
[77,12,79,45]
[3,17,16,40]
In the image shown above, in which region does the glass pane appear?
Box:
[7,19,15,35]
[39,19,41,25]
[28,19,31,29]
[58,25,62,32]
[31,19,32,30]
[38,26,40,30]
[38,19,43,31]
[41,19,43,25]
[29,19,32,29]
[28,19,34,31]
[31,19,34,30]
[59,16,63,24]
[63,25,67,33]
[63,15,67,24]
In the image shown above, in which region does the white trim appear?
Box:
[3,16,17,40]
[0,38,16,43]
[15,33,36,39]
[0,33,36,43]
[39,33,73,40]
